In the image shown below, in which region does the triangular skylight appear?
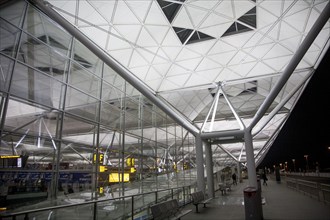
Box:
[173,27,214,44]
[157,0,185,23]
[158,0,215,44]
[158,1,257,43]
[222,7,256,37]
[173,27,193,44]
[238,7,257,28]
[188,31,214,44]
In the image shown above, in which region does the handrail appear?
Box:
[0,186,189,218]
[286,177,330,204]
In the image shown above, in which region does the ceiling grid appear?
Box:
[4,0,328,166]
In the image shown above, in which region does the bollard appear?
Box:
[244,187,263,220]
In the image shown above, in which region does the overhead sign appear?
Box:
[0,155,20,159]
[109,173,130,183]
[126,157,135,167]
[0,155,22,168]
[99,165,106,172]
[93,153,104,165]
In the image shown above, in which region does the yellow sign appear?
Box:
[99,186,104,194]
[93,153,104,165]
[130,167,136,173]
[109,173,130,183]
[126,158,135,167]
[99,165,106,172]
[0,155,20,159]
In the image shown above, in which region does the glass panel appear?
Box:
[73,39,102,77]
[103,64,125,92]
[19,32,70,82]
[0,19,22,59]
[126,82,142,98]
[0,54,15,92]
[132,192,156,219]
[10,62,63,108]
[68,62,101,99]
[58,115,95,199]
[101,81,123,102]
[142,106,154,128]
[31,204,94,220]
[0,0,26,27]
[2,98,48,129]
[65,86,99,121]
[125,113,139,131]
[99,101,121,129]
[23,4,72,57]
[97,198,129,220]
[61,114,97,149]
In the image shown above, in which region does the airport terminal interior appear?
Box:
[0,0,329,219]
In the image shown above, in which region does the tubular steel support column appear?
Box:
[249,1,330,129]
[244,129,257,188]
[204,141,215,198]
[237,161,242,183]
[244,129,263,220]
[196,134,205,193]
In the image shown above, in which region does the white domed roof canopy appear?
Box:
[26,0,330,168]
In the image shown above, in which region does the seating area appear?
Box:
[190,191,212,213]
[149,199,192,220]
[219,182,232,195]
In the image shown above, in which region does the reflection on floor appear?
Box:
[182,175,330,220]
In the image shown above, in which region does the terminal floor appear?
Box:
[181,175,330,220]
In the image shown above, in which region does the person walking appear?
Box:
[262,172,268,186]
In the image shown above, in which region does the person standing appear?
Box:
[68,185,74,194]
[232,173,237,185]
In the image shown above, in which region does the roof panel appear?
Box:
[115,24,142,45]
[126,1,152,22]
[185,5,209,27]
[214,0,234,19]
[233,0,255,19]
[172,6,194,29]
[51,0,77,24]
[145,25,170,44]
[106,33,131,51]
[200,21,232,38]
[129,50,149,68]
[257,7,280,29]
[41,0,330,168]
[137,27,159,47]
[145,1,170,25]
[89,1,116,23]
[195,57,222,71]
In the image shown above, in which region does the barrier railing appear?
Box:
[286,177,330,204]
[0,184,196,220]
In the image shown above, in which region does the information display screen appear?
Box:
[0,155,21,168]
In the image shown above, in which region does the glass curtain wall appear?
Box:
[0,0,196,214]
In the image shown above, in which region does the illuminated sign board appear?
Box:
[93,153,104,165]
[126,158,135,167]
[109,173,130,183]
[0,155,22,168]
[0,155,20,159]
[99,165,106,172]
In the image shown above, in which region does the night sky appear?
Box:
[258,48,330,172]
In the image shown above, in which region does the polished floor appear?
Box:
[181,175,330,220]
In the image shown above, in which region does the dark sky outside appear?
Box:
[258,48,330,172]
